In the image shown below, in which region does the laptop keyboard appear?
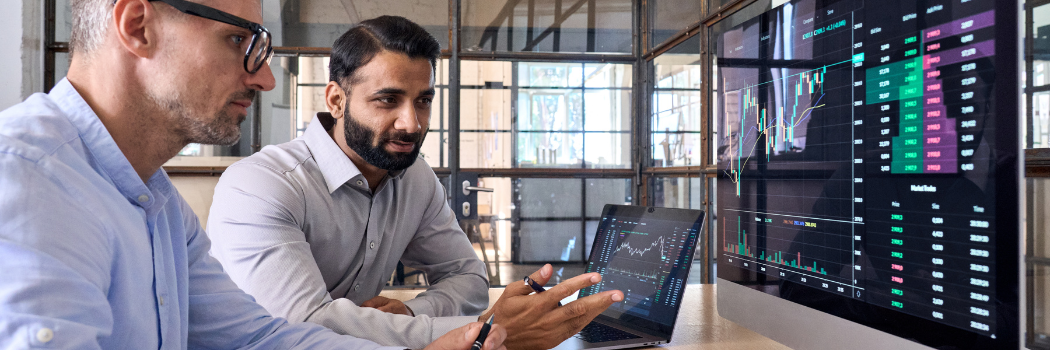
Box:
[574,322,642,343]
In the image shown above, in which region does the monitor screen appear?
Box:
[579,205,704,334]
[714,0,1019,348]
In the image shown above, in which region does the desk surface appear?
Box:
[379,284,790,350]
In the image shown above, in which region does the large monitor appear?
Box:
[713,0,1020,349]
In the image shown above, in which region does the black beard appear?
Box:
[342,105,424,172]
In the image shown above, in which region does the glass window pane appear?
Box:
[518,178,582,217]
[584,90,631,132]
[517,132,583,167]
[279,0,449,49]
[461,132,513,168]
[710,54,719,165]
[652,37,702,168]
[54,52,69,88]
[1030,178,1050,259]
[519,89,583,131]
[461,89,513,131]
[585,178,632,216]
[461,61,512,87]
[518,221,583,262]
[478,177,514,262]
[649,0,701,49]
[653,91,702,131]
[583,64,632,88]
[461,0,632,54]
[584,132,630,168]
[56,0,71,42]
[293,57,329,138]
[650,177,703,209]
[1033,264,1050,341]
[651,132,702,167]
[519,62,584,88]
[1033,4,1050,87]
[1034,92,1050,148]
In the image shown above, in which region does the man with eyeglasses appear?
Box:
[0,0,506,349]
[206,15,624,350]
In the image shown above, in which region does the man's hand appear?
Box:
[361,295,413,316]
[424,321,507,350]
[478,264,624,350]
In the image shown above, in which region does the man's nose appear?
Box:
[246,61,276,92]
[394,104,421,133]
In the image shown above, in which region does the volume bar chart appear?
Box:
[724,216,829,275]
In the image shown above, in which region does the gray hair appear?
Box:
[70,0,113,56]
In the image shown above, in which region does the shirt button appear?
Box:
[354,284,360,291]
[356,180,364,186]
[36,328,53,343]
[159,296,165,306]
[137,194,149,203]
[369,241,376,249]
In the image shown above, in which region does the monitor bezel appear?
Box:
[710,0,1021,349]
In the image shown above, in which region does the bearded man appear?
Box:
[206,15,623,350]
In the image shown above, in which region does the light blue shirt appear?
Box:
[0,79,402,350]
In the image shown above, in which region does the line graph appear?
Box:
[614,234,667,260]
[722,61,852,196]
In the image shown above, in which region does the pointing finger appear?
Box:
[540,272,603,304]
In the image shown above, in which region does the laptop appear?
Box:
[553,205,706,350]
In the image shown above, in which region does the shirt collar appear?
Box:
[303,113,407,194]
[51,78,174,214]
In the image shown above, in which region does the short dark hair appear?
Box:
[329,16,441,87]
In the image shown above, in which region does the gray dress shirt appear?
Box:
[207,113,488,349]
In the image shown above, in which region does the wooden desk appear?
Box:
[380,284,790,350]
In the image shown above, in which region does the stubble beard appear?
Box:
[147,88,255,146]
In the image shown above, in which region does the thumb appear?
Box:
[426,322,481,350]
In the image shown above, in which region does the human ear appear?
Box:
[325,81,347,119]
[112,0,157,59]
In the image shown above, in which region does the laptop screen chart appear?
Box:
[579,215,700,326]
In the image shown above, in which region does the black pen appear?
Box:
[523,276,562,306]
[471,314,494,350]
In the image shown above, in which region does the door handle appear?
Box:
[462,180,494,195]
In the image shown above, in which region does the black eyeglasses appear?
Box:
[148,0,274,74]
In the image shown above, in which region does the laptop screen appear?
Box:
[578,205,705,335]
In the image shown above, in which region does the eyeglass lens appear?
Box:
[246,31,273,74]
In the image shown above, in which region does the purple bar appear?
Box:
[924,40,995,70]
[923,10,995,42]
[924,105,948,120]
[924,118,953,133]
[924,91,945,107]
[923,125,958,174]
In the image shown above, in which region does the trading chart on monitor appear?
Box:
[715,0,1016,345]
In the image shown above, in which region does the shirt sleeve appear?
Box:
[398,173,490,319]
[0,155,114,350]
[181,192,404,350]
[207,162,474,349]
